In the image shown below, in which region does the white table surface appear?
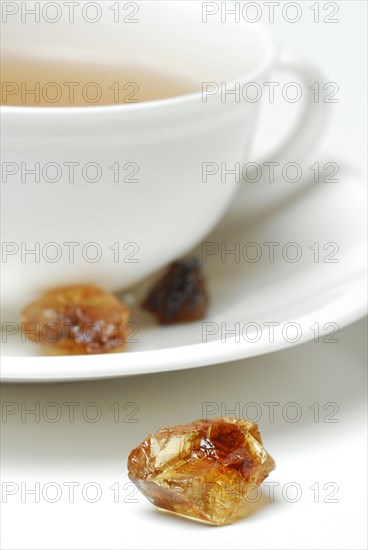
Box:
[1,317,367,550]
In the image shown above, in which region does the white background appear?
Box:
[1,1,367,549]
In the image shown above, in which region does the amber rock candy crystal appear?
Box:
[22,285,130,354]
[128,417,276,525]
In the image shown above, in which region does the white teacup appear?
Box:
[1,1,325,319]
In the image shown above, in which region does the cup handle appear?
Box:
[252,52,328,168]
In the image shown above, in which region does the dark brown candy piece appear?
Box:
[142,257,208,324]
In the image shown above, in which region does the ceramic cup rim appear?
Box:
[1,23,276,118]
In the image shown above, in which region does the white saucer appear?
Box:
[1,162,366,382]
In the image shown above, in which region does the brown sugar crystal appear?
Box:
[142,257,208,324]
[21,285,130,354]
[128,417,276,525]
